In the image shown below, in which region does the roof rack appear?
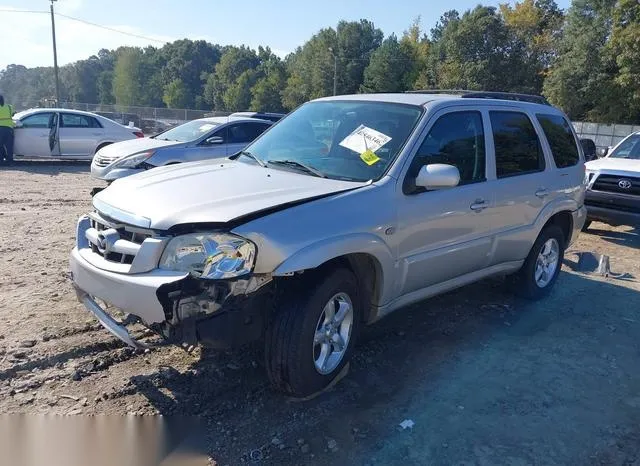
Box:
[407,89,550,105]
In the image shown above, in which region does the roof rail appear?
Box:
[407,89,550,105]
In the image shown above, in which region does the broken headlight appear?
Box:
[159,233,256,279]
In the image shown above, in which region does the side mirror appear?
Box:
[205,136,224,145]
[13,120,23,128]
[597,147,609,158]
[580,138,597,161]
[416,163,460,190]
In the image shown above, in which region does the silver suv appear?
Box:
[70,91,587,397]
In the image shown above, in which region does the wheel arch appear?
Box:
[273,234,394,322]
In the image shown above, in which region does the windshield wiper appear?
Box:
[267,159,326,178]
[239,150,266,167]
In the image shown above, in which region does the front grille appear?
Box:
[93,154,120,167]
[88,215,150,265]
[592,174,640,196]
[586,200,640,214]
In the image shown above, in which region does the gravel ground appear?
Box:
[1,161,639,465]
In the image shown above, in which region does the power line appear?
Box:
[0,8,48,14]
[54,12,168,44]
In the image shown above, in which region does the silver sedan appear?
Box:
[12,108,143,160]
[90,116,273,182]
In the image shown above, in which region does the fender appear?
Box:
[273,233,396,306]
[533,196,580,233]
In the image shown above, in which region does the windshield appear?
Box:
[609,133,640,160]
[241,100,423,181]
[154,120,220,142]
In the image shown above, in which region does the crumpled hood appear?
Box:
[96,137,182,161]
[586,157,640,173]
[93,160,366,230]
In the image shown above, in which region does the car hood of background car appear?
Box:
[96,137,184,161]
[93,160,367,230]
[586,157,640,173]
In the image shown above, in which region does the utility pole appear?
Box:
[328,47,337,96]
[333,54,337,96]
[50,0,61,105]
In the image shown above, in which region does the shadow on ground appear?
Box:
[130,271,640,465]
[1,160,90,175]
[584,224,640,248]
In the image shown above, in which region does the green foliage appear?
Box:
[282,20,383,109]
[361,35,411,93]
[543,0,618,121]
[163,79,190,108]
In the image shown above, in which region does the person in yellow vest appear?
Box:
[0,95,15,165]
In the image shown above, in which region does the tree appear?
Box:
[203,46,260,111]
[361,35,411,92]
[250,48,287,112]
[282,19,383,109]
[543,0,617,121]
[112,46,163,107]
[500,0,564,92]
[158,40,221,108]
[426,6,532,92]
[607,0,640,121]
[399,17,431,89]
[163,78,189,108]
[112,47,145,106]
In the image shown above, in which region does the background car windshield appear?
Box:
[243,101,423,181]
[156,120,220,142]
[609,134,640,160]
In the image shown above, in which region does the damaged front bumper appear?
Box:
[70,246,274,349]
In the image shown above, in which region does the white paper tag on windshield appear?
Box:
[339,125,392,154]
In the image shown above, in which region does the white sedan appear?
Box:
[12,108,144,160]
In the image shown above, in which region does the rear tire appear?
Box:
[511,225,565,300]
[265,268,361,397]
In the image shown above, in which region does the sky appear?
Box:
[0,0,572,69]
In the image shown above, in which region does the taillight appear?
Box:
[133,131,144,138]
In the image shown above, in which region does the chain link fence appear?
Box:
[15,101,223,135]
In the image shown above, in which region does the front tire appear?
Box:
[511,225,565,300]
[265,268,361,397]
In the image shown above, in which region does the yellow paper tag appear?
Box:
[360,149,380,166]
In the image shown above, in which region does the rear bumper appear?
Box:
[570,205,588,246]
[585,191,640,226]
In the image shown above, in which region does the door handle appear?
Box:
[535,188,549,198]
[470,199,488,211]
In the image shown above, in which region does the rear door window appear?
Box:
[61,113,102,128]
[228,124,252,144]
[490,111,545,178]
[248,122,271,139]
[536,114,579,168]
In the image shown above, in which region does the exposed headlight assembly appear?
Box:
[159,233,256,279]
[115,151,155,168]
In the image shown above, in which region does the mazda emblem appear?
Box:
[618,179,632,190]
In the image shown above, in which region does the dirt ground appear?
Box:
[1,161,639,466]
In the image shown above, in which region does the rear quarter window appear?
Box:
[536,114,580,168]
